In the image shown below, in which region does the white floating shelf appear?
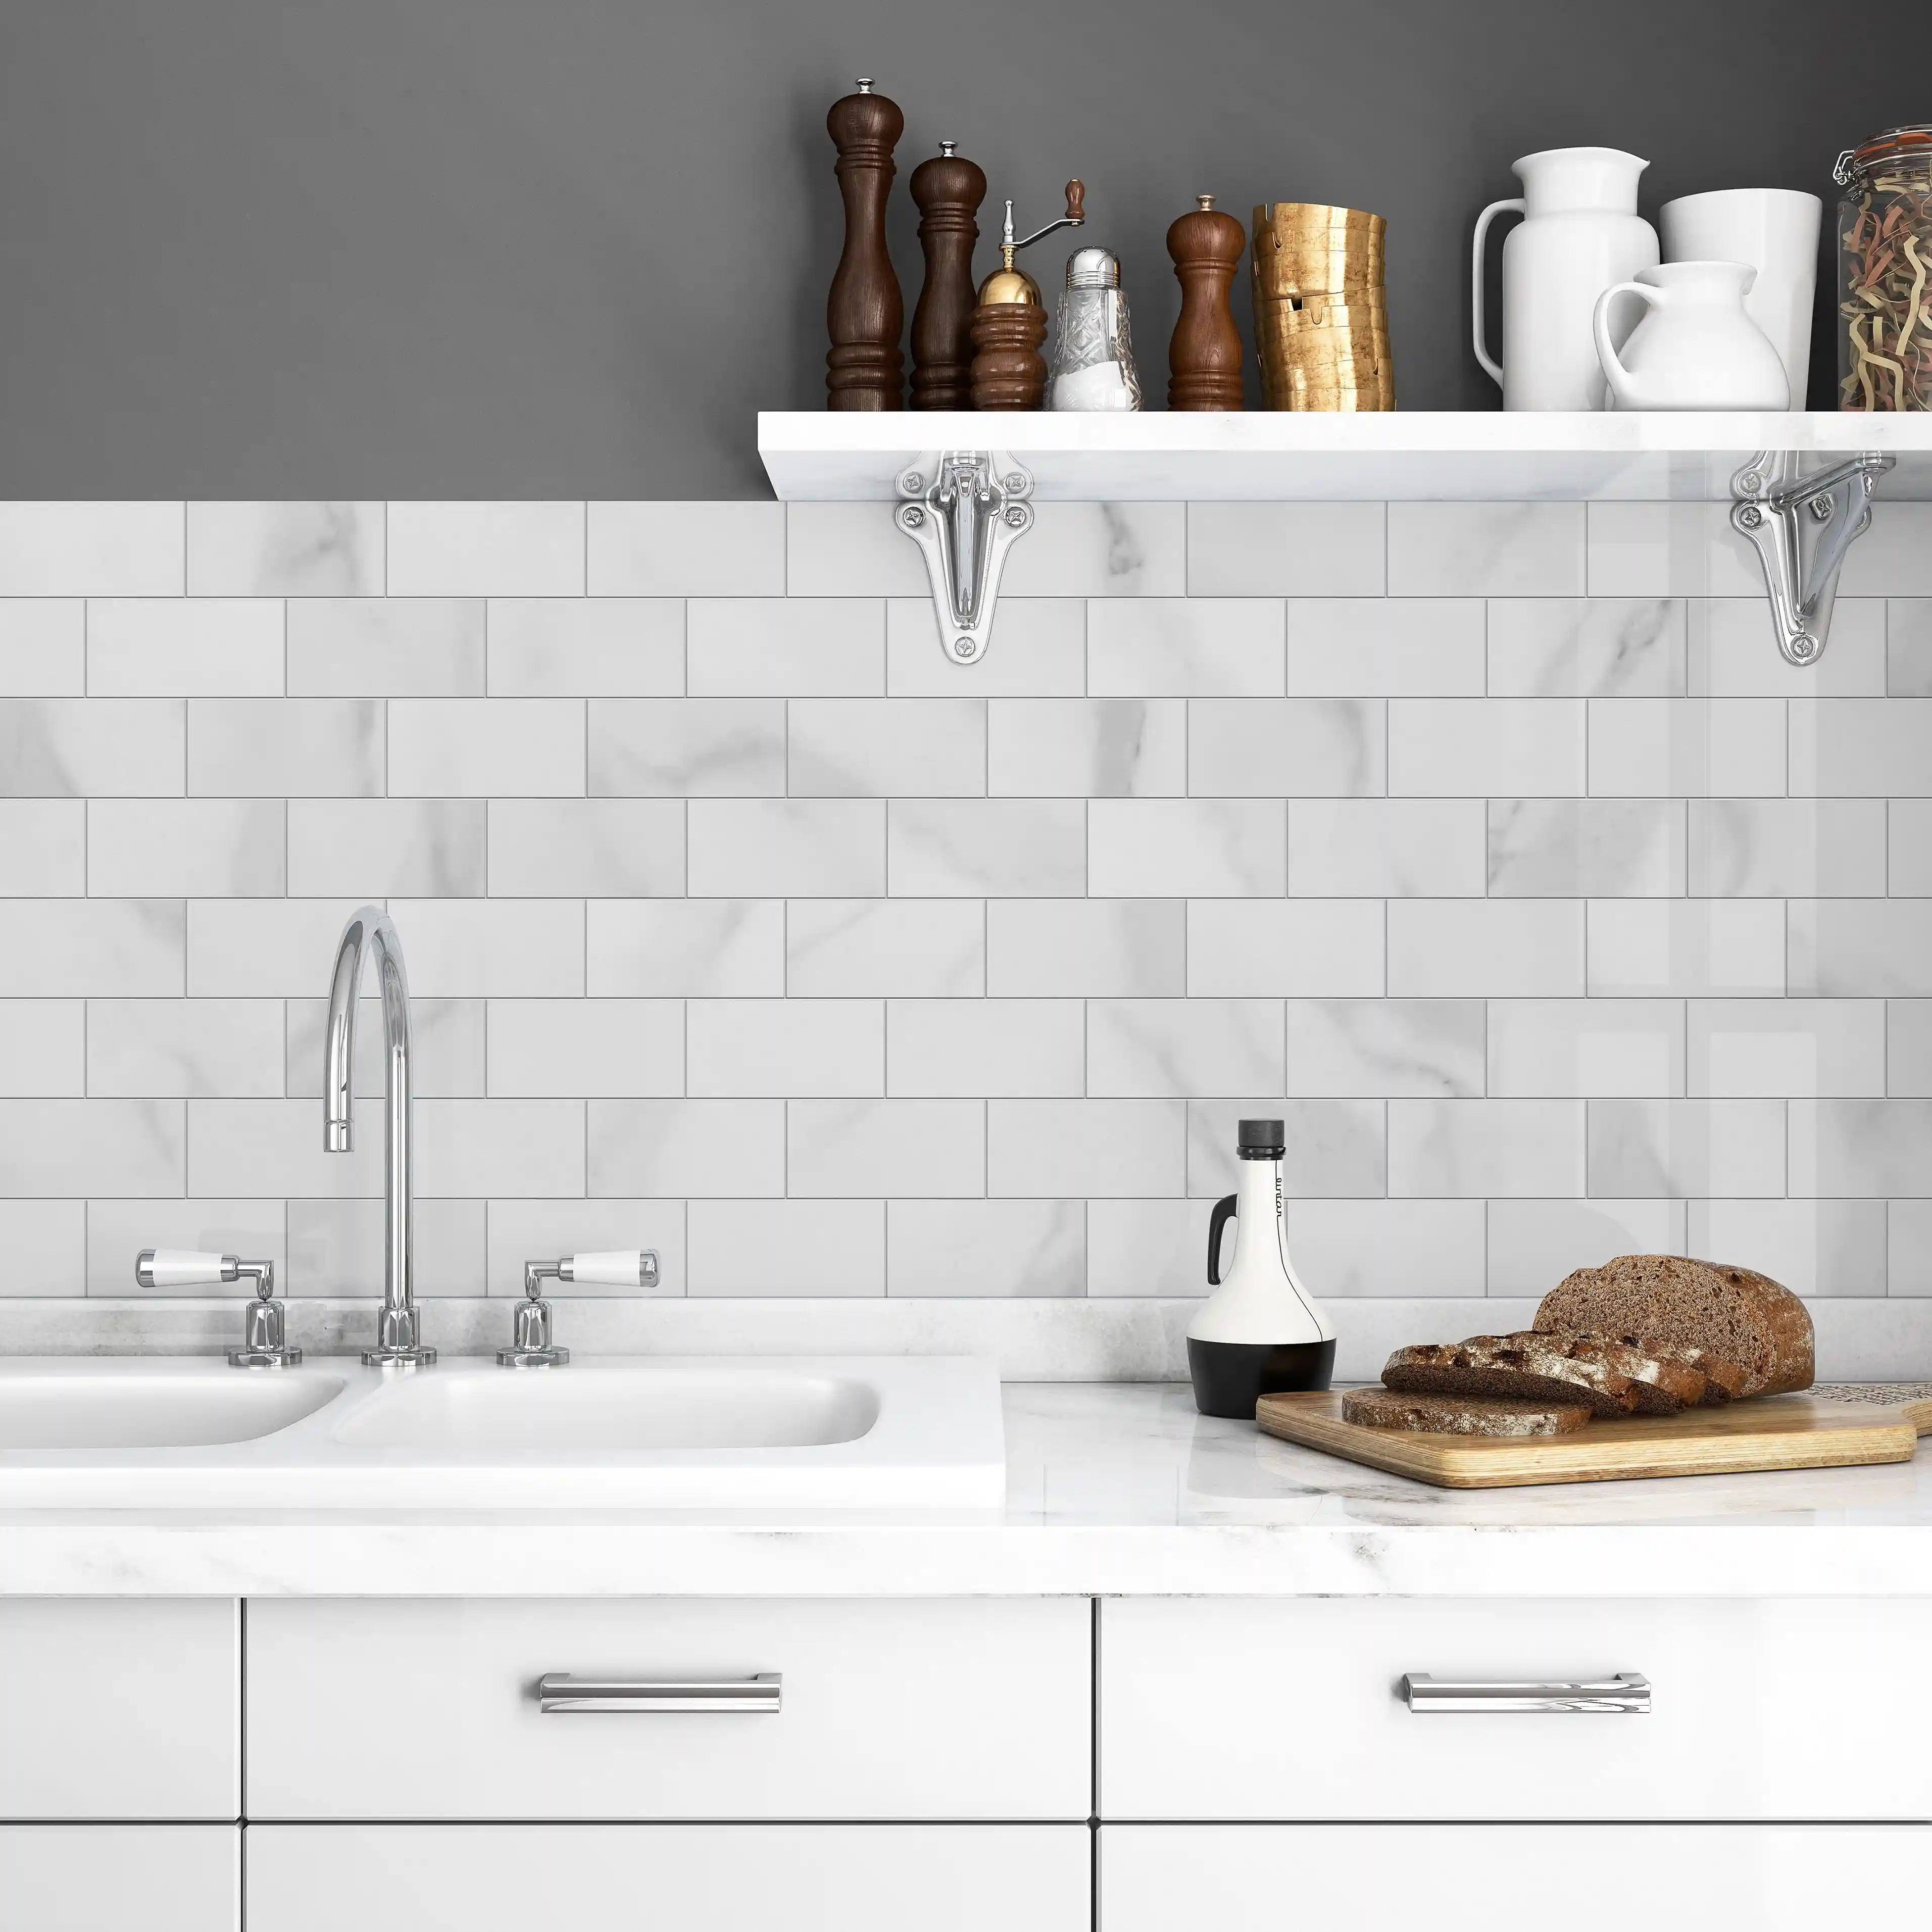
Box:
[759,410,1932,502]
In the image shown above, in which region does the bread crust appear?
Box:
[1342,1386,1592,1436]
[1382,1330,1708,1417]
[1534,1256,1814,1397]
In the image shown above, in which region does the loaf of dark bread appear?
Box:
[1382,1330,1709,1416]
[1342,1386,1592,1436]
[1535,1256,1813,1397]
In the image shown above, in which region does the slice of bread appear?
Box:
[1342,1386,1592,1436]
[1382,1330,1708,1417]
[1535,1256,1813,1397]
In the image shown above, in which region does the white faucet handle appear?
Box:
[136,1249,240,1290]
[562,1251,661,1289]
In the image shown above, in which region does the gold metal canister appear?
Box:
[1251,203,1394,411]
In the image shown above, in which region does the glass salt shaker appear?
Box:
[1049,246,1142,411]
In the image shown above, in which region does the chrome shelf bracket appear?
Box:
[895,450,1035,665]
[1730,447,1895,666]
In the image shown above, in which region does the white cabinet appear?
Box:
[1100,1824,1930,1930]
[0,1824,239,1931]
[247,1597,1091,1820]
[0,1600,238,1819]
[247,1824,1090,1932]
[1100,1597,1932,1821]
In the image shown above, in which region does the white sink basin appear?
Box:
[0,1356,1003,1512]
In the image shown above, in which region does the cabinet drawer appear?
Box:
[0,1825,239,1932]
[0,1601,238,1820]
[1100,1825,1927,1930]
[247,1597,1090,1820]
[249,1824,1089,1932]
[1100,1597,1932,1821]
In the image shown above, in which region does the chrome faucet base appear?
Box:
[362,1346,438,1368]
[496,1344,569,1370]
[230,1346,303,1370]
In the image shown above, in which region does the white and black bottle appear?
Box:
[1187,1117,1336,1418]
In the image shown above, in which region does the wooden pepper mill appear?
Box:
[970,181,1085,410]
[1167,192,1247,411]
[825,78,905,411]
[910,142,986,411]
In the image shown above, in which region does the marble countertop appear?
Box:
[6,1381,1932,1599]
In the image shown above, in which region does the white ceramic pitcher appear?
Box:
[1472,147,1659,410]
[1593,260,1790,410]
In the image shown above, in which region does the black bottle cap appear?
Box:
[1237,1117,1285,1158]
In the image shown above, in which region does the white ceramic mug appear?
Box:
[1659,188,1821,408]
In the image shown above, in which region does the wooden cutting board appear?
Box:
[1255,1384,1932,1491]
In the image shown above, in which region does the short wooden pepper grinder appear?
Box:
[825,78,905,410]
[1167,192,1247,410]
[970,181,1085,410]
[910,142,986,411]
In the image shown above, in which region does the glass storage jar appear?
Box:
[1835,125,1932,409]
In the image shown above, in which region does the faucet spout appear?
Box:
[324,906,433,1367]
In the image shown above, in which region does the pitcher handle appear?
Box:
[1470,196,1525,387]
[1592,280,1659,410]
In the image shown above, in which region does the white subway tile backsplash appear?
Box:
[487,598,684,697]
[1087,597,1283,696]
[886,1200,1083,1297]
[1789,899,1932,996]
[0,503,183,596]
[790,899,983,997]
[687,998,882,1097]
[1286,998,1484,1098]
[989,1099,1184,1198]
[1188,1098,1384,1199]
[588,501,784,597]
[791,698,986,797]
[0,698,184,796]
[387,697,584,797]
[486,1199,683,1297]
[88,599,284,696]
[1388,900,1584,997]
[589,1099,783,1198]
[588,899,784,997]
[0,1001,84,1097]
[86,999,283,1099]
[0,801,85,895]
[591,698,785,797]
[486,999,682,1098]
[189,697,380,797]
[1687,799,1888,898]
[1485,1197,1687,1297]
[1893,801,1932,895]
[1888,600,1932,696]
[1687,998,1886,1098]
[185,502,382,597]
[1186,502,1384,596]
[0,601,83,696]
[886,597,1084,695]
[1890,1000,1932,1095]
[2,900,184,997]
[787,1098,984,1198]
[1091,799,1282,897]
[689,799,883,897]
[288,799,486,898]
[1487,998,1683,1098]
[688,597,884,696]
[1186,899,1384,996]
[1088,998,1283,1098]
[1790,698,1932,796]
[382,898,585,997]
[91,1198,286,1296]
[186,899,364,999]
[1588,898,1786,997]
[1287,598,1484,696]
[889,999,1083,1097]
[1390,699,1586,796]
[286,598,482,696]
[489,799,684,898]
[1389,1099,1585,1198]
[1589,697,1786,797]
[1487,799,1685,897]
[1688,598,1885,697]
[187,1098,381,1198]
[982,899,1176,998]
[1587,502,1760,598]
[785,503,929,597]
[412,1099,586,1198]
[1839,502,1932,595]
[890,798,1085,896]
[687,1199,884,1295]
[988,698,1183,798]
[1086,1197,1205,1296]
[1004,503,1186,597]
[1289,798,1487,898]
[1283,1199,1489,1298]
[286,1197,484,1297]
[87,799,285,898]
[386,502,585,596]
[0,1099,183,1197]
[1388,503,1585,596]
[1588,1097,1787,1198]
[1487,598,1686,697]
[285,995,484,1100]
[1891,1201,1932,1294]
[1687,1197,1888,1298]
[1789,1100,1932,1197]
[1191,698,1385,796]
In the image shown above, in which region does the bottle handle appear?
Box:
[1470,197,1524,388]
[1592,280,1658,410]
[1207,1194,1237,1285]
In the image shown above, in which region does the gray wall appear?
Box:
[0,1,1898,497]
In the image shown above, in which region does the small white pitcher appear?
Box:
[1593,260,1791,410]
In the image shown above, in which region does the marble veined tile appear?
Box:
[790,698,986,797]
[788,1098,984,1198]
[0,1098,183,1197]
[686,997,881,1097]
[1589,899,1786,997]
[1589,696,1787,797]
[1789,900,1932,997]
[1389,698,1585,797]
[87,799,285,899]
[286,1197,483,1297]
[1089,799,1283,898]
[286,995,484,1099]
[989,1099,1184,1198]
[589,899,785,998]
[1488,798,1685,897]
[1389,502,1584,597]
[186,502,382,596]
[591,698,784,797]
[1,900,183,998]
[1287,999,1484,1099]
[1688,597,1884,696]
[589,1099,784,1199]
[987,900,1181,998]
[1889,999,1932,1095]
[1087,598,1283,697]
[1687,998,1886,1098]
[288,799,487,898]
[1487,998,1683,1098]
[889,799,1085,897]
[0,601,83,696]
[488,598,684,697]
[1289,799,1487,898]
[1893,800,1932,896]
[187,697,379,797]
[0,1000,82,1097]
[588,501,784,597]
[1187,503,1384,597]
[1688,1197,1887,1297]
[387,698,584,798]
[687,597,884,697]
[887,597,1084,696]
[1389,900,1584,998]
[1487,598,1686,697]
[1485,1197,1686,1297]
[1587,1097,1786,1198]
[386,502,583,597]
[1789,697,1932,797]
[988,698,1183,798]
[9,1201,105,1296]
[489,800,684,898]
[1789,1099,1932,1197]
[790,899,983,998]
[1687,799,1887,898]
[286,597,482,696]
[886,1200,1083,1297]
[1281,1198,1488,1298]
[1188,1098,1384,1200]
[1389,1099,1586,1197]
[1888,599,1932,696]
[88,599,284,696]
[1186,900,1384,997]
[0,698,184,796]
[486,999,682,1098]
[86,998,284,1099]
[687,1199,883,1296]
[688,799,883,898]
[889,999,1083,1097]
[1287,598,1483,696]
[1002,503,1186,598]
[1088,999,1283,1098]
[1190,698,1385,797]
[0,801,82,895]
[0,503,183,596]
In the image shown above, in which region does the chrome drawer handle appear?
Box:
[1401,1671,1651,1715]
[535,1672,782,1715]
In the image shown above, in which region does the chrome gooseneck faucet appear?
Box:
[324,906,435,1368]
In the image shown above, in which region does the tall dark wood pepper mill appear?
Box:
[970,181,1085,411]
[1167,192,1247,411]
[909,141,987,411]
[825,77,905,411]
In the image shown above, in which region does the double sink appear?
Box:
[0,1356,1006,1511]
